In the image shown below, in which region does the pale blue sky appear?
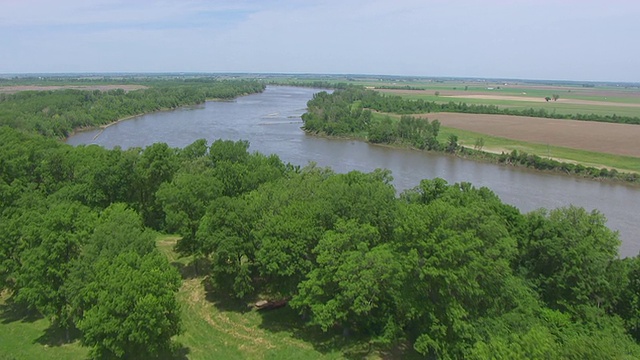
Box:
[1,0,639,82]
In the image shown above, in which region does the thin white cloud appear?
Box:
[1,0,639,81]
[0,0,260,27]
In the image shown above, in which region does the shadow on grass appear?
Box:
[34,325,81,347]
[256,305,366,358]
[257,306,423,359]
[170,258,210,280]
[0,296,41,324]
[194,279,422,358]
[202,278,252,314]
[157,342,190,360]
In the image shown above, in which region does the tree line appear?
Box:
[0,79,265,138]
[2,124,640,358]
[302,88,640,183]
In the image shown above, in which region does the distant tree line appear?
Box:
[2,126,640,358]
[0,80,265,138]
[373,85,425,90]
[266,80,351,90]
[304,86,640,125]
[302,88,639,183]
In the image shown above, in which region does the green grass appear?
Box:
[0,295,88,360]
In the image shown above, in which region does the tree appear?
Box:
[518,206,621,310]
[544,96,551,102]
[156,169,224,261]
[77,251,181,359]
[292,220,407,344]
[134,143,179,228]
[614,256,640,341]
[13,201,96,331]
[196,195,260,298]
[368,116,395,144]
[446,134,459,153]
[66,203,156,322]
[552,94,560,101]
[474,137,485,151]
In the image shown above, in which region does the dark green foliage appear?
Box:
[1,92,639,358]
[613,256,640,341]
[518,207,621,310]
[496,149,626,180]
[303,90,440,149]
[13,201,96,327]
[77,250,181,359]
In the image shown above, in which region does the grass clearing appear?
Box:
[0,293,88,360]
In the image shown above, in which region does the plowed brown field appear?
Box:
[420,112,640,158]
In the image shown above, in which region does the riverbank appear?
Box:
[64,106,188,141]
[302,129,640,186]
[66,98,241,141]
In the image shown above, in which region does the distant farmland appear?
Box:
[422,112,640,158]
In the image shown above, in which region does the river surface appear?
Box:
[67,86,640,257]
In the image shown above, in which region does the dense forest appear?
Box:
[0,79,265,138]
[302,88,640,183]
[1,120,640,358]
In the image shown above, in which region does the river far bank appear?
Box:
[302,128,640,186]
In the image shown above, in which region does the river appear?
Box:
[67,86,640,257]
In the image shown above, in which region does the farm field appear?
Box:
[422,112,640,158]
[376,86,640,118]
[437,126,640,173]
[349,78,640,173]
[275,76,640,116]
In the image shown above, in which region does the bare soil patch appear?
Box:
[422,112,640,157]
[0,84,147,94]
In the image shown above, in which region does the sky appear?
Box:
[1,0,639,82]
